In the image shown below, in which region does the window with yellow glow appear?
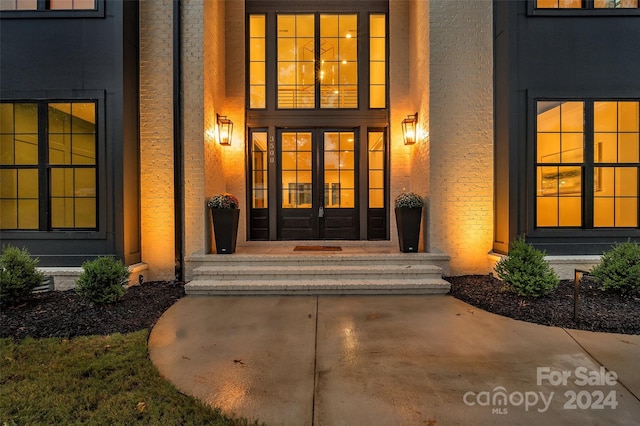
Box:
[536,0,638,8]
[249,15,266,109]
[594,101,639,227]
[0,103,39,229]
[536,101,584,227]
[0,0,96,10]
[250,10,387,111]
[369,14,386,109]
[324,131,355,207]
[368,131,385,207]
[281,132,313,207]
[251,131,268,208]
[0,101,97,230]
[277,14,315,109]
[319,14,358,108]
[536,100,640,229]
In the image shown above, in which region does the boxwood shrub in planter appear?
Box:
[394,192,424,253]
[208,193,240,254]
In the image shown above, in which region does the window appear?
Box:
[277,14,316,108]
[0,0,96,10]
[249,15,266,109]
[0,101,97,230]
[536,100,639,228]
[368,131,385,207]
[369,14,386,108]
[251,131,268,208]
[535,0,638,8]
[247,7,387,111]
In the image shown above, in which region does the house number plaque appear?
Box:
[269,136,275,163]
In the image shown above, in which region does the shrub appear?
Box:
[495,235,559,297]
[590,241,640,293]
[394,192,424,209]
[0,245,44,307]
[207,193,239,209]
[75,257,130,305]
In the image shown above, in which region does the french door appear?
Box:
[277,129,359,239]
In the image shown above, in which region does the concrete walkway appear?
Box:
[148,295,640,425]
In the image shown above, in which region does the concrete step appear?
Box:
[186,252,450,267]
[184,278,451,295]
[192,264,443,281]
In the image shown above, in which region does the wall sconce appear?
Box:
[402,113,418,145]
[217,113,233,145]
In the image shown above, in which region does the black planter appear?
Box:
[211,208,240,254]
[395,207,422,253]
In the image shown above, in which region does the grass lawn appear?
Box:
[0,330,261,425]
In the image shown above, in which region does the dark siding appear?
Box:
[493,0,640,254]
[0,0,140,266]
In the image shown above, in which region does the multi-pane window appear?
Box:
[536,0,639,8]
[281,131,312,208]
[277,14,315,109]
[249,10,387,111]
[536,101,584,227]
[319,14,358,108]
[0,0,96,10]
[369,14,386,108]
[594,101,639,227]
[0,103,39,229]
[249,15,266,109]
[251,131,268,208]
[324,131,355,207]
[0,101,97,230]
[368,131,385,207]
[536,100,640,228]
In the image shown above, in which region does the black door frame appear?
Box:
[274,128,359,240]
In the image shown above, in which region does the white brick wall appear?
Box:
[428,0,494,275]
[140,0,176,281]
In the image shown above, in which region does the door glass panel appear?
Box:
[324,131,355,208]
[281,132,312,208]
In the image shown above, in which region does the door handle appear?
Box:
[318,206,324,218]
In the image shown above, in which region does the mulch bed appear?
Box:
[1,276,638,339]
[0,281,185,340]
[447,275,640,335]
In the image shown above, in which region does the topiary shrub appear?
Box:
[495,235,559,297]
[394,192,424,209]
[0,245,44,307]
[75,256,130,305]
[590,241,640,293]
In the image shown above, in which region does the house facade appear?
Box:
[1,0,638,284]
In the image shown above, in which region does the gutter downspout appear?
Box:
[173,0,184,282]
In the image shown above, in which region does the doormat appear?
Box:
[294,246,342,252]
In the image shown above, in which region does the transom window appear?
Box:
[535,0,638,8]
[0,101,97,230]
[536,100,640,228]
[0,0,96,10]
[248,9,387,110]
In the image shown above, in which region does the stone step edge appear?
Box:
[193,264,442,274]
[187,253,451,262]
[185,278,451,295]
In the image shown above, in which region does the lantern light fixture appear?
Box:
[402,113,418,145]
[217,113,233,145]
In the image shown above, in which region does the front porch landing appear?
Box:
[184,243,451,295]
